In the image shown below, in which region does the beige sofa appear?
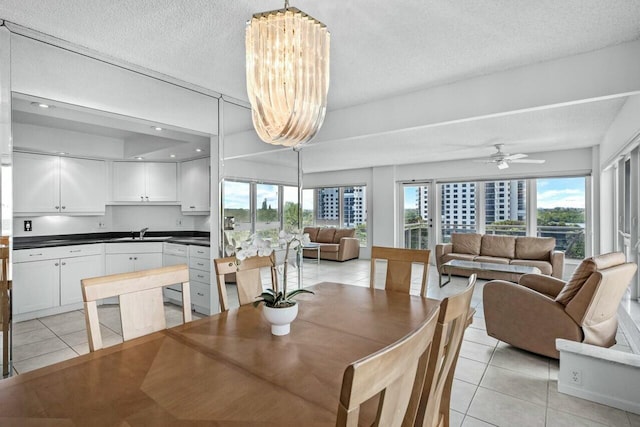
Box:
[302,227,360,262]
[436,233,564,281]
[483,252,637,358]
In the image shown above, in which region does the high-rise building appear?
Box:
[317,187,367,226]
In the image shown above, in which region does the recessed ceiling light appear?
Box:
[31,102,53,109]
[152,126,163,131]
[195,148,202,152]
[57,151,67,155]
[134,156,144,160]
[169,154,176,158]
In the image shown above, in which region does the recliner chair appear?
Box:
[483,252,637,359]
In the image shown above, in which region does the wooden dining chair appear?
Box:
[370,246,431,297]
[214,255,277,312]
[336,306,440,427]
[81,264,192,352]
[410,274,476,427]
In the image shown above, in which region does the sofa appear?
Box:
[436,233,564,281]
[302,227,360,262]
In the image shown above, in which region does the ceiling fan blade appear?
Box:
[504,153,527,160]
[472,159,495,163]
[510,159,546,164]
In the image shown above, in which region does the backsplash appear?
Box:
[13,205,210,237]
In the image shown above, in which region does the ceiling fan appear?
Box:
[473,144,545,170]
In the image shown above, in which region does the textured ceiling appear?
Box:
[2,1,640,170]
[1,0,639,110]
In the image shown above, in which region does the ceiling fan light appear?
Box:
[497,160,509,170]
[246,3,330,147]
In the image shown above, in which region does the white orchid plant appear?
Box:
[235,230,314,308]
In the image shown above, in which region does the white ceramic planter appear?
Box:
[262,303,299,336]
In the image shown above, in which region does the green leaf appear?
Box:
[285,289,315,300]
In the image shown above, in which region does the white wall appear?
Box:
[13,205,208,237]
[600,95,640,167]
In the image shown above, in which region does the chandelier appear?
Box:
[246,1,330,147]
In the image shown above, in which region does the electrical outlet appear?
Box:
[98,221,106,229]
[176,219,183,226]
[24,220,32,232]
[569,369,582,385]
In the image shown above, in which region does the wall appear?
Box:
[14,205,208,237]
[600,95,640,168]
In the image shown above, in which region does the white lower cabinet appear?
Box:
[105,243,163,275]
[13,244,105,320]
[13,260,60,315]
[60,255,103,305]
[162,243,212,315]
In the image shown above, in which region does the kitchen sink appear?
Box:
[110,236,173,242]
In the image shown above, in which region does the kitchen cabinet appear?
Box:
[14,153,106,214]
[180,158,210,213]
[105,243,163,274]
[189,245,212,315]
[13,244,105,320]
[112,162,177,202]
[163,243,189,303]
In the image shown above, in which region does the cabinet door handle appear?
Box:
[54,263,59,266]
[189,206,195,209]
[134,257,138,260]
[69,249,81,253]
[29,253,43,257]
[55,206,60,210]
[129,257,133,260]
[145,196,149,201]
[197,275,204,279]
[61,206,66,210]
[197,292,204,297]
[140,196,144,201]
[197,262,204,267]
[61,262,66,266]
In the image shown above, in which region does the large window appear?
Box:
[403,185,429,249]
[440,182,477,243]
[485,180,526,236]
[305,186,367,246]
[536,177,586,259]
[223,180,301,247]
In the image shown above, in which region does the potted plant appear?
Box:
[237,230,314,335]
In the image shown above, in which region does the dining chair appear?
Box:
[410,274,476,427]
[370,246,431,297]
[214,255,277,312]
[336,306,440,427]
[81,264,192,352]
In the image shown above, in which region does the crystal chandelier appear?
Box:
[246,1,330,147]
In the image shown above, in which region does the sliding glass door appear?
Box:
[402,184,431,249]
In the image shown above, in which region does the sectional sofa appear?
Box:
[436,233,564,281]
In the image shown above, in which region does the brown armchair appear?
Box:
[483,252,637,359]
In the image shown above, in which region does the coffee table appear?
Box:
[303,242,321,265]
[439,259,541,287]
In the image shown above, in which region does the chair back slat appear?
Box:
[370,246,431,297]
[413,274,476,427]
[336,306,440,427]
[81,264,192,352]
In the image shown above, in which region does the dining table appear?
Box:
[0,282,440,426]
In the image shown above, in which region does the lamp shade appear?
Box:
[246,7,330,147]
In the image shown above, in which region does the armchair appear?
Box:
[483,252,637,358]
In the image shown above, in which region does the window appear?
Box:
[305,186,367,246]
[223,180,251,248]
[536,177,586,259]
[440,182,476,243]
[484,180,526,236]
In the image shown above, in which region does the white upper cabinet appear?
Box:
[60,157,107,213]
[14,153,106,215]
[180,157,210,213]
[112,162,177,202]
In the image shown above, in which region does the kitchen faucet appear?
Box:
[139,227,149,240]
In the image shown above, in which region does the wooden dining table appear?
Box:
[0,282,439,426]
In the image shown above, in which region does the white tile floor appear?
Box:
[9,258,640,426]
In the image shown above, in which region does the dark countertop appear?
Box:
[14,231,211,250]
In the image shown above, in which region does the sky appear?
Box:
[223,181,298,209]
[403,177,586,210]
